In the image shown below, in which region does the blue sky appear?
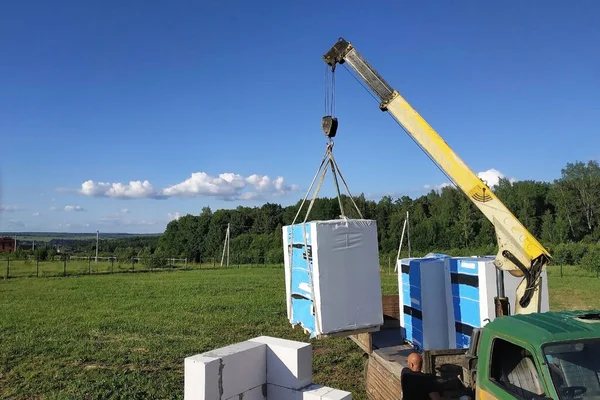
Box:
[1,1,598,233]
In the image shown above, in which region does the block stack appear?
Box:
[184,336,352,399]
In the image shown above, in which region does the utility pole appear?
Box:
[227,223,230,268]
[220,223,230,267]
[95,230,99,263]
[407,210,411,257]
[394,210,411,272]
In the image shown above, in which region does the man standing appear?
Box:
[401,353,441,400]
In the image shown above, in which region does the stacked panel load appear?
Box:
[444,256,551,349]
[282,219,383,339]
[397,254,452,351]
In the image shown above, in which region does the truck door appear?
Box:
[479,336,550,400]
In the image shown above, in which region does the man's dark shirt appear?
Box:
[401,367,439,400]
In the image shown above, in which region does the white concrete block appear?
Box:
[249,336,312,389]
[302,384,334,399]
[267,384,303,400]
[302,384,352,400]
[188,340,267,400]
[184,354,220,400]
[320,389,352,400]
[225,384,266,400]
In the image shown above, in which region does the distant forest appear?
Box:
[9,160,600,269]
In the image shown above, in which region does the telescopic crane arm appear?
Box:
[323,38,551,315]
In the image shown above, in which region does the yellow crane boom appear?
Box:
[323,37,551,315]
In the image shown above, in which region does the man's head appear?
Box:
[407,352,423,372]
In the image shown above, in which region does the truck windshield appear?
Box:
[543,339,600,399]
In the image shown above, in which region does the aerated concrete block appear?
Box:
[320,389,352,400]
[249,336,312,389]
[302,384,352,400]
[184,340,266,400]
[225,384,266,400]
[302,384,334,399]
[184,355,221,400]
[267,384,303,400]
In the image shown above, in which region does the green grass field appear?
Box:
[1,265,599,399]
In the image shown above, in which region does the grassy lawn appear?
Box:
[1,265,599,399]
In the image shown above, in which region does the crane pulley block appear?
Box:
[322,115,338,138]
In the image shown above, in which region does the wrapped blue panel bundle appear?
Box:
[444,257,495,349]
[397,254,452,351]
[444,257,551,349]
[282,219,384,339]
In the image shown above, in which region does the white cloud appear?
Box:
[80,180,159,199]
[98,217,158,226]
[64,205,85,212]
[162,172,247,198]
[168,212,182,221]
[425,168,515,192]
[0,205,22,212]
[32,212,40,217]
[7,219,25,228]
[477,168,516,187]
[76,172,300,201]
[245,175,300,197]
[58,222,91,229]
[120,208,129,215]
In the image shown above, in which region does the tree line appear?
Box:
[9,160,600,270]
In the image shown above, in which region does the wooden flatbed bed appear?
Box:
[350,295,467,400]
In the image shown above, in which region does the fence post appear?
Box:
[111,258,114,273]
[6,257,9,279]
[88,257,91,275]
[388,255,391,275]
[560,264,563,278]
[36,258,39,277]
[131,258,135,273]
[213,257,215,268]
[63,258,66,276]
[185,258,188,269]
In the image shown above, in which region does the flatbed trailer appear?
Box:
[351,295,468,400]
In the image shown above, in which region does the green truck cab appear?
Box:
[350,303,600,400]
[467,310,600,400]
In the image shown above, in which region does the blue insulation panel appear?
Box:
[447,258,482,349]
[399,255,450,351]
